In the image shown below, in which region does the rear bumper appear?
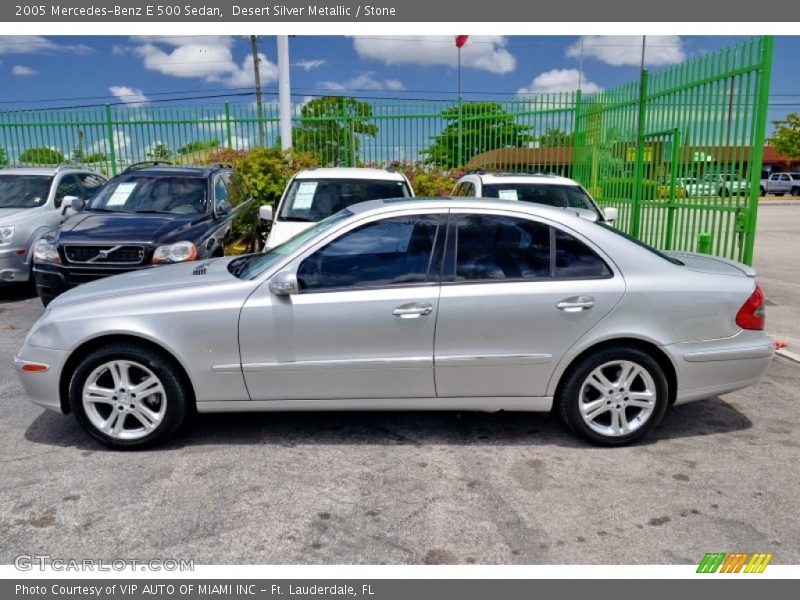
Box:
[14,345,70,414]
[0,247,31,283]
[666,332,774,405]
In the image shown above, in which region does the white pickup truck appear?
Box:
[760,172,800,197]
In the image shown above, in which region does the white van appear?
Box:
[259,167,414,249]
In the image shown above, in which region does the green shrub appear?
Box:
[19,147,64,165]
[372,161,461,197]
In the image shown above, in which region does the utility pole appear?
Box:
[250,35,266,146]
[277,35,292,151]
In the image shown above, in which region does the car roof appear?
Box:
[348,196,593,225]
[293,167,408,181]
[0,166,89,176]
[466,172,580,186]
[116,164,224,178]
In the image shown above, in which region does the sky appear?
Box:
[0,35,798,162]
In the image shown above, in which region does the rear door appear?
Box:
[434,210,625,398]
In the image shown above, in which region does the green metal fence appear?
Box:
[0,36,773,264]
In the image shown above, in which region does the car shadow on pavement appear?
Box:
[0,284,37,304]
[23,396,752,451]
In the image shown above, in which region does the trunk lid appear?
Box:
[665,251,756,278]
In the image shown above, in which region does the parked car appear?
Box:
[684,173,749,197]
[0,167,106,288]
[15,197,772,449]
[760,172,800,197]
[32,163,257,306]
[451,172,618,222]
[259,167,414,249]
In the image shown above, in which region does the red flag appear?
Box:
[455,35,469,49]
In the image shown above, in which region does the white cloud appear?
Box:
[318,72,405,92]
[567,36,685,67]
[352,35,515,74]
[294,59,326,71]
[129,36,277,87]
[109,85,150,105]
[90,129,133,159]
[0,35,91,56]
[11,65,38,77]
[517,69,602,95]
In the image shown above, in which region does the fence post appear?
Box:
[224,101,233,150]
[341,98,351,167]
[572,89,582,182]
[631,69,649,239]
[742,36,774,265]
[105,104,117,176]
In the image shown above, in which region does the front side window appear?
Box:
[55,175,82,208]
[481,183,597,214]
[297,215,440,291]
[452,214,612,282]
[0,175,53,209]
[279,178,411,222]
[88,176,208,214]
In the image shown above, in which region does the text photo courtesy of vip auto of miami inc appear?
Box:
[0,9,799,587]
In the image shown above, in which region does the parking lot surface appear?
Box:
[1,206,798,565]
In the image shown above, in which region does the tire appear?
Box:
[760,187,766,197]
[38,293,54,307]
[791,187,800,197]
[775,192,785,197]
[68,342,190,450]
[556,346,669,446]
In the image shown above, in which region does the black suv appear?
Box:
[33,163,257,305]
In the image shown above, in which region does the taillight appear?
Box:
[736,285,765,330]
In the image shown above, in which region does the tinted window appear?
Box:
[55,174,82,208]
[554,229,611,278]
[791,174,800,181]
[482,183,596,213]
[228,172,250,206]
[88,176,208,214]
[0,175,52,209]
[454,215,551,281]
[297,215,439,291]
[76,173,106,197]
[279,178,411,222]
[452,183,466,196]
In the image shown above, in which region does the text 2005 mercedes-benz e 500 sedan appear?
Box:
[15,198,773,449]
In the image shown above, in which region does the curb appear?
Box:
[759,200,800,207]
[776,348,800,364]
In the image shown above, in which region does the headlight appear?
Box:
[152,241,198,264]
[33,239,61,263]
[0,225,14,245]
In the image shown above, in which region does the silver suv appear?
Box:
[0,167,106,287]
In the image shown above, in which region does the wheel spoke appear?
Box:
[132,377,165,400]
[581,398,610,421]
[618,362,640,390]
[83,384,115,405]
[129,409,156,431]
[609,410,622,435]
[618,409,631,434]
[111,412,127,435]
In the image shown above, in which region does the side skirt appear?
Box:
[196,397,553,413]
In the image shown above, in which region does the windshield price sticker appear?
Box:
[294,181,319,209]
[107,182,137,207]
[498,189,519,201]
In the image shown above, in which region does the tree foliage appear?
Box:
[19,147,64,165]
[422,102,533,168]
[147,143,173,161]
[0,147,8,167]
[772,113,800,165]
[538,128,574,148]
[178,139,221,155]
[292,96,378,166]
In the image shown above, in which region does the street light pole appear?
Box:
[277,35,292,151]
[250,35,266,146]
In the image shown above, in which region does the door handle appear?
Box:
[556,296,595,312]
[392,302,434,318]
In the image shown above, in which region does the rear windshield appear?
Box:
[482,183,598,214]
[279,178,411,222]
[596,222,684,266]
[0,175,53,209]
[88,176,207,214]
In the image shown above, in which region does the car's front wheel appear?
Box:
[557,347,669,446]
[68,343,190,449]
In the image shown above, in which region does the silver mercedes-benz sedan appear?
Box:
[14,198,773,449]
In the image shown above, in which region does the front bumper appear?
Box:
[33,261,147,300]
[14,345,70,414]
[0,247,31,284]
[667,332,774,404]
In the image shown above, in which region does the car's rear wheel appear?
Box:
[557,347,668,446]
[791,186,800,196]
[68,343,189,449]
[760,186,766,196]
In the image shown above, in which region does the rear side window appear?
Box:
[452,214,611,282]
[297,215,440,291]
[76,173,106,198]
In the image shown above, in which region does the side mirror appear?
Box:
[60,195,84,215]
[259,205,274,222]
[216,200,233,216]
[269,271,299,296]
[603,207,619,222]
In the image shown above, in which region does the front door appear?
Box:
[434,211,625,398]
[238,212,445,400]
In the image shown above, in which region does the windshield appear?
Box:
[0,175,53,209]
[229,209,354,280]
[482,183,598,214]
[597,222,684,266]
[278,178,411,222]
[88,175,207,214]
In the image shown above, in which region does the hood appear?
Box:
[49,256,244,308]
[665,251,756,278]
[267,220,315,247]
[58,211,207,244]
[0,206,40,224]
